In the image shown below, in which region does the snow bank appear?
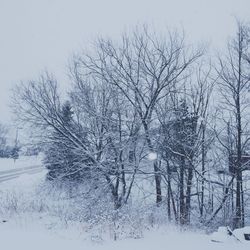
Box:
[233,226,250,242]
[0,157,248,250]
[0,223,248,250]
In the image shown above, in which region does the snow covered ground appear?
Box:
[0,159,249,250]
[0,219,249,250]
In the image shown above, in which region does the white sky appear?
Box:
[0,0,250,124]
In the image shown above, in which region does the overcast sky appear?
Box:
[0,0,250,124]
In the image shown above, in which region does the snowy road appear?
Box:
[0,165,44,183]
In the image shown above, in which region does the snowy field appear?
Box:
[1,224,248,250]
[0,166,248,250]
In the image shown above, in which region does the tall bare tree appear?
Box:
[70,75,144,208]
[216,21,250,229]
[73,26,203,204]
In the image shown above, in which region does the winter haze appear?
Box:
[0,0,249,123]
[1,1,250,250]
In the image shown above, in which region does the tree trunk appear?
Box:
[142,120,162,204]
[184,166,193,224]
[167,161,172,221]
[200,123,205,217]
[179,156,185,225]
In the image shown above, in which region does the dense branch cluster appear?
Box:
[12,23,250,229]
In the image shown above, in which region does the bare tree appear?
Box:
[216,21,250,229]
[11,73,99,176]
[157,63,214,225]
[70,75,145,208]
[12,71,145,209]
[73,26,203,204]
